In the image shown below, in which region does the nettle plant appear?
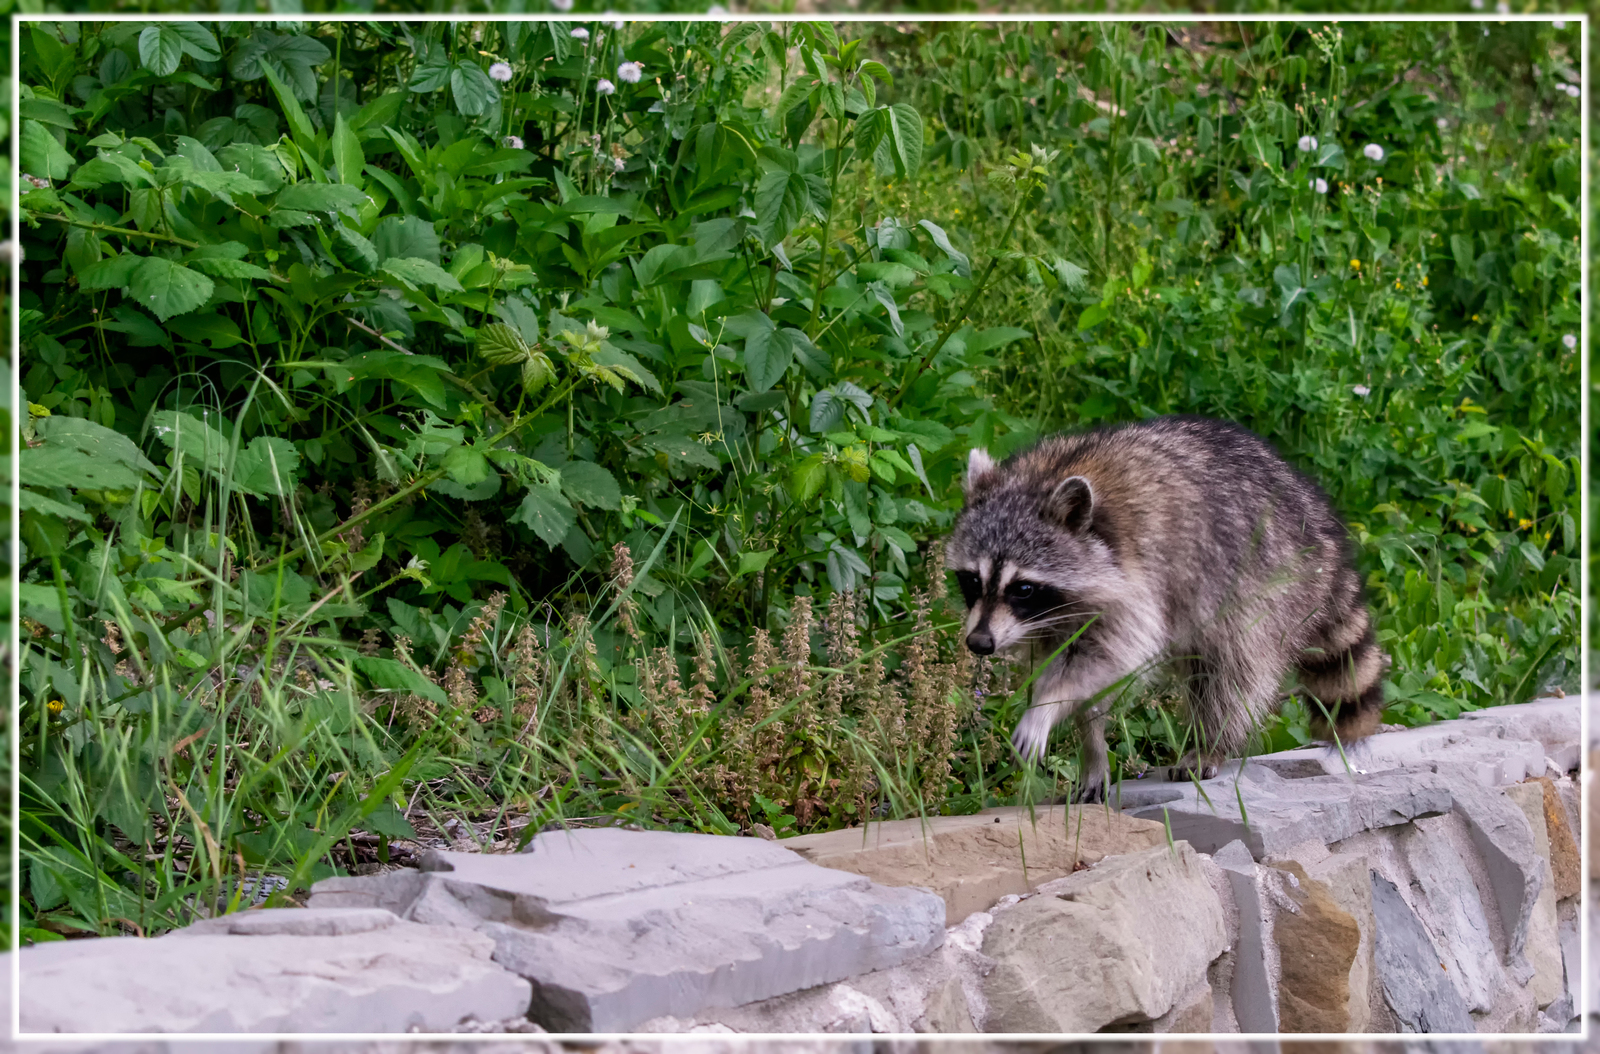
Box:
[20,18,1085,925]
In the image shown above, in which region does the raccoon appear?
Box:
[945,415,1388,801]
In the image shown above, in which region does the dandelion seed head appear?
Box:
[1363,143,1385,162]
[596,78,616,95]
[489,61,513,83]
[618,61,644,83]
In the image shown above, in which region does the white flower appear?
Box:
[613,157,625,173]
[596,78,615,95]
[1352,385,1371,397]
[1553,18,1567,28]
[503,135,524,149]
[1562,333,1576,350]
[570,27,589,40]
[1495,0,1509,11]
[1437,117,1449,130]
[1363,143,1385,162]
[708,3,728,13]
[550,0,573,9]
[489,61,513,83]
[618,61,643,83]
[607,17,625,29]
[1309,177,1328,194]
[1565,84,1581,98]
[1297,135,1318,152]
[1469,0,1483,8]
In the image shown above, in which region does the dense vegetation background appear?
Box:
[15,17,1581,942]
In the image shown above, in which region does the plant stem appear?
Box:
[33,213,200,249]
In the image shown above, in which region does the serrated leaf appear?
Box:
[521,352,555,394]
[171,22,221,62]
[443,446,492,486]
[233,435,300,496]
[477,322,530,366]
[354,656,447,705]
[885,104,923,180]
[373,215,441,265]
[22,120,74,181]
[129,257,214,322]
[512,482,578,549]
[560,461,622,510]
[77,254,143,292]
[188,257,275,281]
[381,256,464,293]
[275,182,368,214]
[450,62,499,117]
[967,326,1031,353]
[744,326,794,394]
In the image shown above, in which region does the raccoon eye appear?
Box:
[1008,582,1036,600]
[954,571,981,606]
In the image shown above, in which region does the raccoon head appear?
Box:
[945,451,1119,657]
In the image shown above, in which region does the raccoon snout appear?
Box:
[965,629,996,655]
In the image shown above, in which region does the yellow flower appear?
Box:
[1394,281,1402,289]
[1421,276,1429,286]
[46,700,63,715]
[1472,314,1480,322]
[1350,258,1361,269]
[1518,518,1533,530]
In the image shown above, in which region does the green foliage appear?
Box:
[16,17,1578,940]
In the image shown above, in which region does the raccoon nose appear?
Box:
[966,629,996,655]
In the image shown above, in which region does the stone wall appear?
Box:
[4,696,1583,1037]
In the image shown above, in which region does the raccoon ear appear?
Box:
[1046,475,1095,534]
[964,448,999,495]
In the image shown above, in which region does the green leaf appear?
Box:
[1077,303,1110,331]
[443,446,492,485]
[744,326,795,394]
[790,454,827,504]
[22,120,74,181]
[77,254,143,292]
[332,113,364,185]
[917,219,970,278]
[259,59,317,150]
[450,62,499,117]
[363,802,418,840]
[351,91,407,133]
[188,257,275,282]
[591,344,661,394]
[381,256,465,293]
[138,25,184,77]
[354,656,448,706]
[512,482,578,548]
[168,314,245,348]
[149,409,231,477]
[560,461,621,510]
[754,169,827,247]
[230,28,330,102]
[233,436,300,496]
[21,445,144,492]
[884,104,924,180]
[275,182,368,214]
[967,326,1031,353]
[171,21,221,61]
[477,322,530,365]
[333,227,379,274]
[735,549,777,579]
[129,257,214,322]
[373,215,441,265]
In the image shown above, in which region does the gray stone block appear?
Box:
[1443,769,1543,963]
[14,909,531,1033]
[1394,821,1505,1012]
[1212,839,1277,1034]
[309,826,945,1032]
[1369,872,1476,1033]
[1129,765,1451,860]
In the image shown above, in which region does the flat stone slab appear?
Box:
[308,826,945,1032]
[1124,763,1452,860]
[13,908,530,1033]
[781,805,1168,925]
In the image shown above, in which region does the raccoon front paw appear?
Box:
[1174,753,1220,782]
[1011,707,1058,763]
[1072,763,1109,804]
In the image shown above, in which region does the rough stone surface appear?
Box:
[1269,860,1361,1032]
[1369,872,1475,1033]
[15,909,531,1033]
[1269,842,1376,1033]
[980,843,1226,1032]
[1505,782,1566,1008]
[781,805,1168,926]
[1211,839,1277,1034]
[1392,819,1505,1013]
[1442,770,1544,964]
[1535,777,1582,900]
[1127,763,1451,859]
[308,827,945,1032]
[1456,695,1581,772]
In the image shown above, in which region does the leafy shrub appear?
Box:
[15,18,1578,940]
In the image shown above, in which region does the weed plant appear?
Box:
[15,19,1578,942]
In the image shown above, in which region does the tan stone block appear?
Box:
[1270,860,1362,1033]
[1506,781,1565,1008]
[784,804,1168,925]
[1534,776,1581,900]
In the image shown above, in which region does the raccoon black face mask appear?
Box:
[944,415,1389,803]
